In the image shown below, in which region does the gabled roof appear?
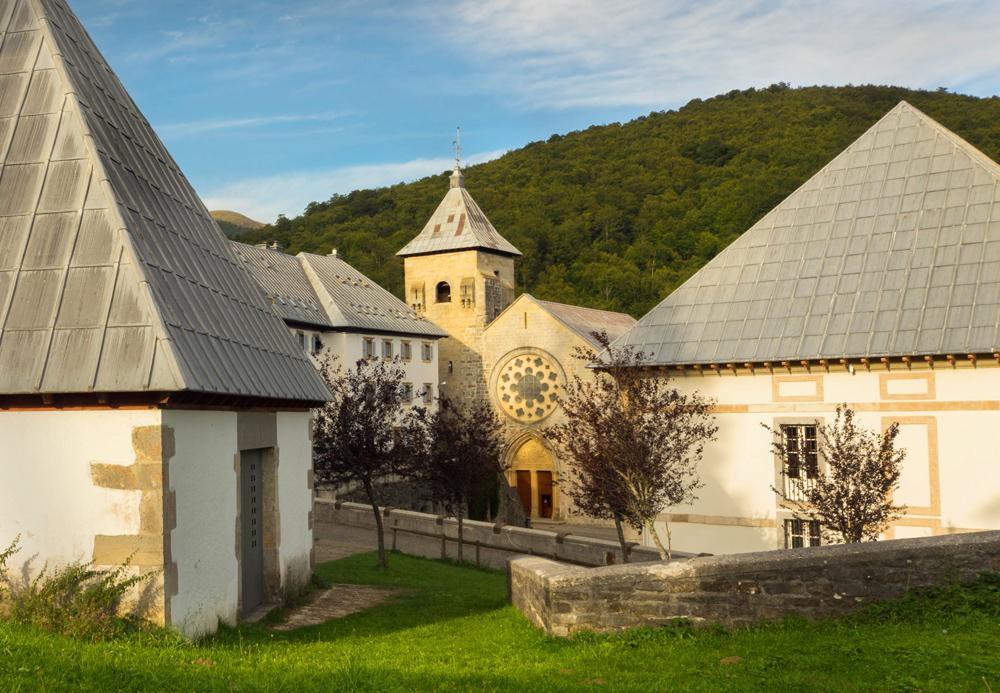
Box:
[0,0,330,402]
[298,251,448,338]
[231,242,332,328]
[397,168,521,258]
[535,299,636,347]
[614,101,1000,367]
[489,293,636,348]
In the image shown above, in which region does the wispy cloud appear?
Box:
[427,0,1000,109]
[158,112,349,138]
[200,150,507,222]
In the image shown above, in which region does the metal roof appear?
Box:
[613,101,1000,367]
[298,251,448,338]
[396,168,521,258]
[534,298,636,348]
[230,242,332,328]
[0,0,330,402]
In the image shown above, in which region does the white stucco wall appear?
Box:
[276,411,314,588]
[0,409,160,568]
[1,406,318,639]
[648,366,1000,556]
[163,409,240,637]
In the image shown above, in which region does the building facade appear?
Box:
[232,243,446,408]
[613,102,1000,555]
[0,0,329,637]
[398,167,635,521]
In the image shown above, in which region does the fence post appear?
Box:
[437,515,447,559]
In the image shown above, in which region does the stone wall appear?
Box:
[510,530,1000,636]
[315,499,694,569]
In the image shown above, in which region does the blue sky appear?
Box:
[73,0,1000,222]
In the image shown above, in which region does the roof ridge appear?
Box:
[897,100,1000,179]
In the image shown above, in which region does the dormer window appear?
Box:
[436,281,451,303]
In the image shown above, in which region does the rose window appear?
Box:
[494,352,564,423]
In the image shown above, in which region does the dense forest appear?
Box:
[238,85,1000,318]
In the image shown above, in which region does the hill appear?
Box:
[211,210,264,239]
[239,85,1000,317]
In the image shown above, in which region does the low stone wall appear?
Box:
[510,530,1000,636]
[314,499,695,569]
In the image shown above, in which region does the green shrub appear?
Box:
[0,536,154,641]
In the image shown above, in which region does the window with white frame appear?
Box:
[362,337,375,359]
[311,335,322,355]
[780,423,819,502]
[382,339,393,359]
[402,382,414,402]
[784,519,821,548]
[421,342,433,362]
[296,331,306,350]
[421,383,433,405]
[400,341,412,361]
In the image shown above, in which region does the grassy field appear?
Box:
[0,552,997,692]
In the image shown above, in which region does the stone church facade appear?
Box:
[398,167,635,521]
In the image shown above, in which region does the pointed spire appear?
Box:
[450,126,464,188]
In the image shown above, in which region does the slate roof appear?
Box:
[0,0,330,402]
[298,251,448,338]
[535,298,636,347]
[397,168,521,258]
[230,242,332,328]
[613,101,1000,367]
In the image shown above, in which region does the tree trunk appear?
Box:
[647,518,671,560]
[613,513,629,564]
[364,479,388,570]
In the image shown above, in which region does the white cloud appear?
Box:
[158,112,349,138]
[200,150,506,223]
[430,0,1000,109]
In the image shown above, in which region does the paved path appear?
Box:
[271,583,403,631]
[269,523,394,631]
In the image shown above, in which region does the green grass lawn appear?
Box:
[1,552,997,692]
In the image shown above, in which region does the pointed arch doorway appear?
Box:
[507,436,558,520]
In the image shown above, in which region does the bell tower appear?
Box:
[397,147,520,406]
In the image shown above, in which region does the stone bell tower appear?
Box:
[397,159,521,406]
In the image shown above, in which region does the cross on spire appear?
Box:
[449,126,464,189]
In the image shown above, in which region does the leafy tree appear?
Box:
[408,397,505,562]
[547,333,717,560]
[312,357,427,570]
[766,405,907,544]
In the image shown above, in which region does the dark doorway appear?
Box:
[240,449,265,617]
[515,470,532,516]
[537,471,553,519]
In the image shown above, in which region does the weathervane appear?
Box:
[453,127,462,170]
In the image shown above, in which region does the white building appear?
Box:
[613,102,1000,555]
[0,0,330,636]
[232,242,447,408]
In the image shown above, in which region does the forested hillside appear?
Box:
[239,85,1000,317]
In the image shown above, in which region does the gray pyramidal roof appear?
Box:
[232,241,447,338]
[0,0,330,402]
[613,101,1000,367]
[397,168,521,258]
